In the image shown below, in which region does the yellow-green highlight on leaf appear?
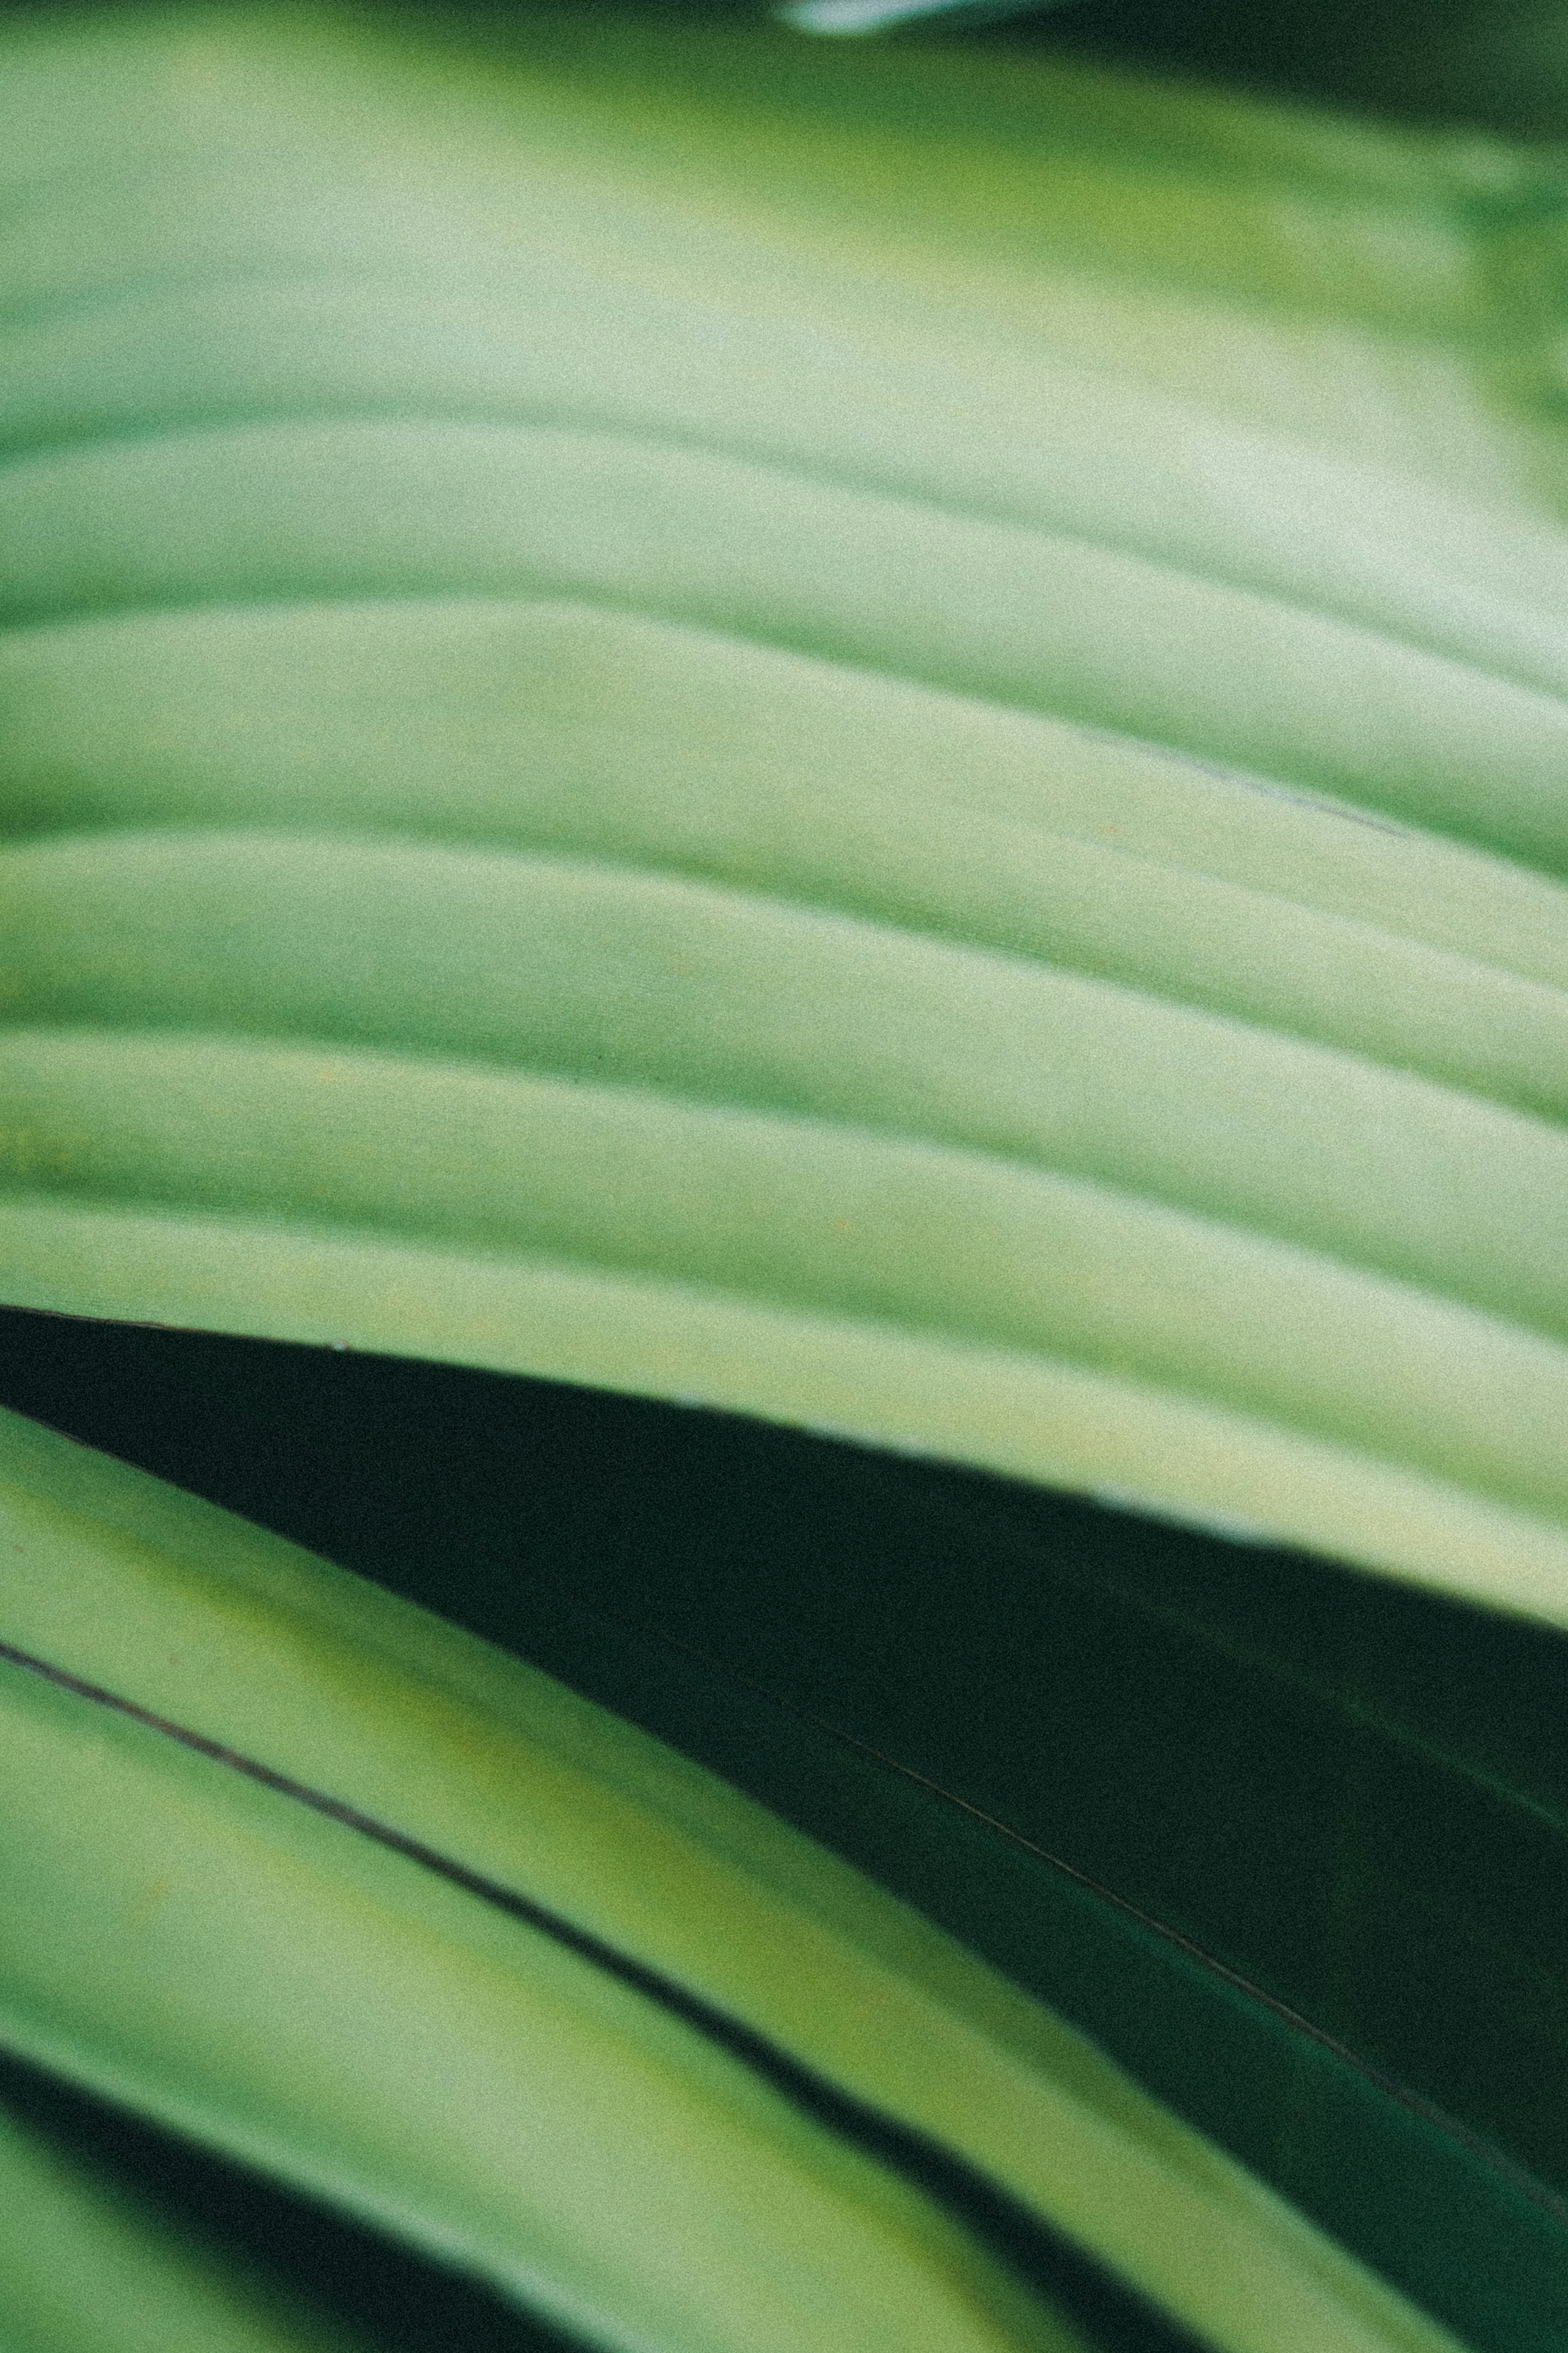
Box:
[0,1402,1468,2353]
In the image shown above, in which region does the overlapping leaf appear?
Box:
[3,12,1568,2350]
[0,1402,1477,2353]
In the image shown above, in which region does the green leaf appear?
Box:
[9,1309,1568,2353]
[0,11,1564,1602]
[0,2086,367,2353]
[0,1402,1465,2353]
[1,11,1565,2344]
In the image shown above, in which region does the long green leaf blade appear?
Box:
[0,1403,1465,2353]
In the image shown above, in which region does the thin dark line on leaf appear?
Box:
[0,1634,1207,2353]
[849,1738,1568,2190]
[563,1602,1568,2233]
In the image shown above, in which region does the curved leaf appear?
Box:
[0,1403,1462,2353]
[0,6,1564,1620]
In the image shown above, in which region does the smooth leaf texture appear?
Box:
[0,3,1565,1617]
[0,1401,1468,2353]
[0,2088,369,2353]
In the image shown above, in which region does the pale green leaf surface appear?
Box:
[4,258,1567,690]
[0,7,1562,520]
[4,601,1563,998]
[5,419,1568,861]
[1,7,1566,1621]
